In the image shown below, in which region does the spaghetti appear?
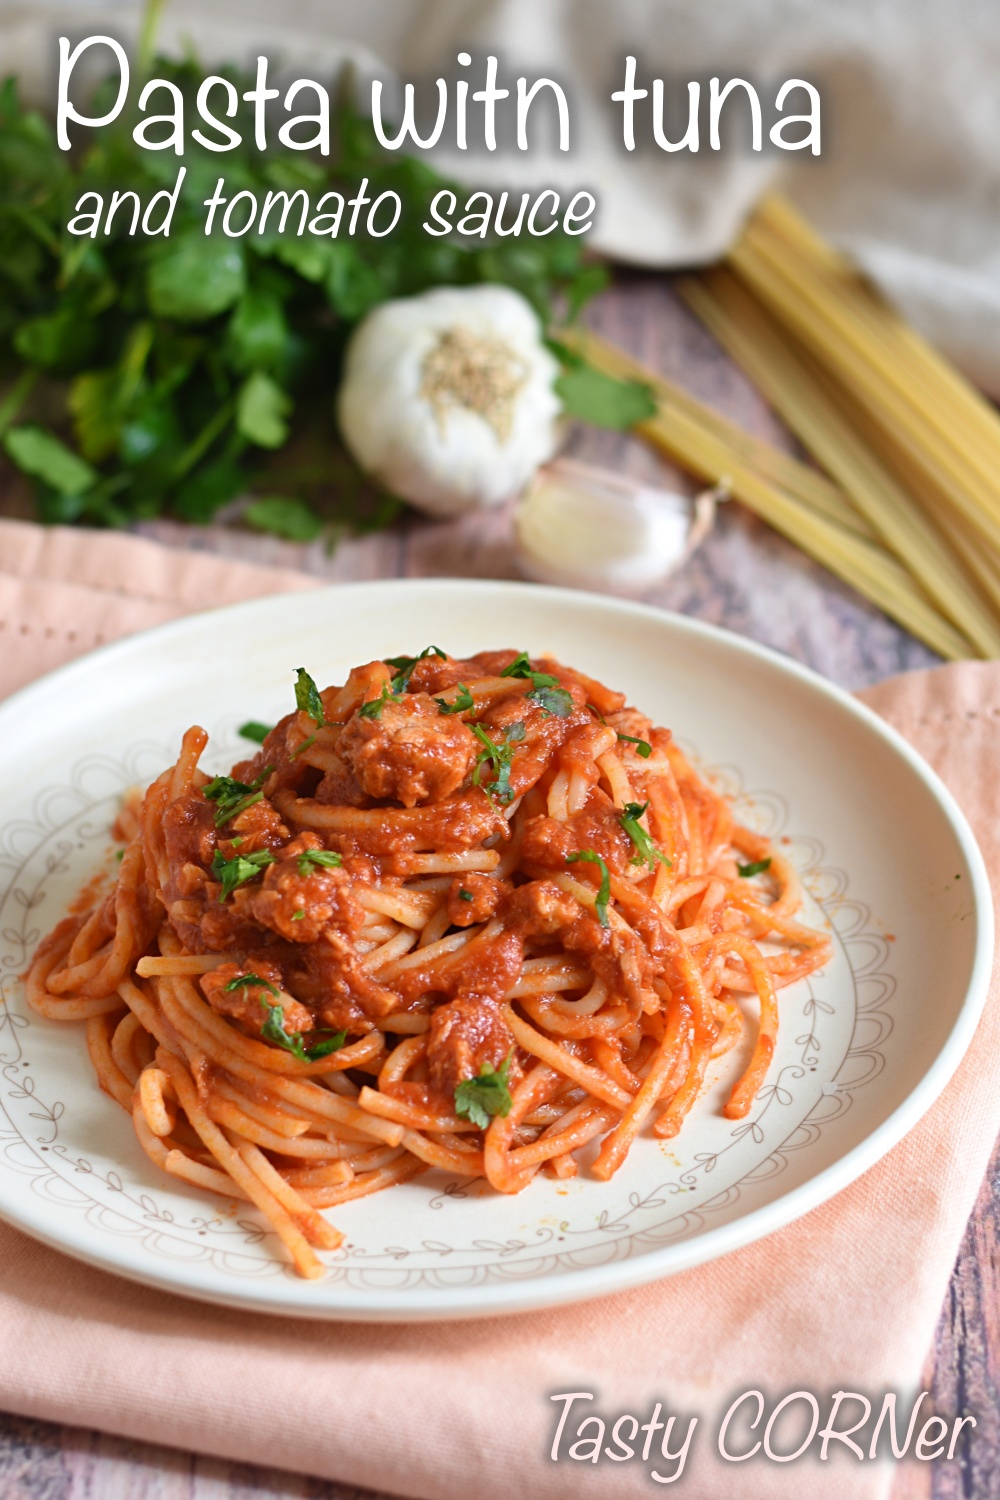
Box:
[27,648,831,1279]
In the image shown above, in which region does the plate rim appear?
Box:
[0,577,992,1321]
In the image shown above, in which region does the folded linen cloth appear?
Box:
[0,519,995,1500]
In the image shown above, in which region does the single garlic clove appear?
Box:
[514,458,717,595]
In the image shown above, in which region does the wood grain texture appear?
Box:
[0,273,990,1500]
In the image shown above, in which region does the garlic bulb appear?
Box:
[337,285,562,518]
[515,459,719,594]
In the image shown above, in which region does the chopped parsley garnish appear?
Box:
[260,1001,347,1062]
[500,651,545,682]
[620,801,671,873]
[528,684,574,717]
[458,887,474,902]
[294,667,326,727]
[471,720,525,805]
[737,858,772,879]
[617,732,652,758]
[210,847,275,900]
[238,720,273,745]
[500,652,573,717]
[292,909,305,921]
[385,645,447,694]
[358,682,392,720]
[224,972,280,998]
[567,849,611,928]
[296,848,344,876]
[436,683,474,715]
[289,731,318,760]
[454,1052,514,1129]
[223,974,347,1060]
[202,767,273,827]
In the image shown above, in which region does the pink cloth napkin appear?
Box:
[0,517,318,696]
[0,519,995,1500]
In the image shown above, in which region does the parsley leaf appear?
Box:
[500,652,557,689]
[237,371,290,449]
[300,1032,349,1062]
[224,972,280,998]
[149,232,245,322]
[454,1052,514,1130]
[358,682,392,720]
[471,721,525,804]
[619,801,670,873]
[567,849,611,928]
[737,858,772,878]
[500,651,544,681]
[436,683,474,715]
[238,720,273,744]
[294,668,325,727]
[548,345,658,431]
[211,847,275,900]
[223,974,347,1059]
[202,767,273,827]
[260,999,346,1062]
[5,425,96,496]
[617,732,652,759]
[458,887,474,902]
[296,848,344,876]
[499,652,573,716]
[528,685,574,718]
[244,496,322,542]
[385,645,447,694]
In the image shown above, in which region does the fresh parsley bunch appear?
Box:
[0,60,614,539]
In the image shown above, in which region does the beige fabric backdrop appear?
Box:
[3,0,1000,392]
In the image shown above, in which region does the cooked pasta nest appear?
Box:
[27,647,830,1279]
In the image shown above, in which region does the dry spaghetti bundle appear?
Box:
[557,324,971,662]
[681,196,1000,660]
[560,193,1000,661]
[27,649,829,1278]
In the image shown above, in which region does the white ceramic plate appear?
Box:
[0,580,990,1321]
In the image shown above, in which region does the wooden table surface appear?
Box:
[0,273,993,1500]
